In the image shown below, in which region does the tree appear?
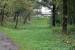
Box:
[37,0,58,27]
[52,3,56,27]
[14,11,20,28]
[67,0,75,25]
[62,0,68,34]
[0,0,8,26]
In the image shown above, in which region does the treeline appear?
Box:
[0,0,75,34]
[38,0,75,34]
[0,0,34,28]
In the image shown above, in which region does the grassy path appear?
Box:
[0,17,75,50]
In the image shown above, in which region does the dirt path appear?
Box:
[0,32,19,50]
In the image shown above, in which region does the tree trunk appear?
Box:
[1,9,4,26]
[1,15,4,26]
[62,0,68,34]
[28,16,31,21]
[52,4,56,27]
[69,16,72,25]
[15,15,18,28]
[13,14,16,21]
[24,16,28,24]
[62,16,67,34]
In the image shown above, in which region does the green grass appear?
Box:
[0,17,75,50]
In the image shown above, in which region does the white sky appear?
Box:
[41,6,51,14]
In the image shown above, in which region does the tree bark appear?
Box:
[1,9,4,26]
[13,14,16,21]
[1,15,4,26]
[24,16,28,24]
[52,4,56,27]
[15,15,18,28]
[28,16,31,22]
[62,0,68,34]
[24,13,31,24]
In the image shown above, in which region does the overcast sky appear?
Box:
[41,6,51,14]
